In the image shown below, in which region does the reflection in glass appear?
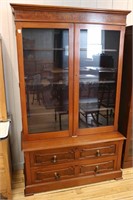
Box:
[22,29,69,133]
[79,29,120,128]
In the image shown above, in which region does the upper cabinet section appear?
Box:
[22,27,73,134]
[16,23,74,139]
[77,25,120,129]
[11,4,130,140]
[11,4,130,25]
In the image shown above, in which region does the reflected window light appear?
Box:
[65,45,68,56]
[87,29,102,59]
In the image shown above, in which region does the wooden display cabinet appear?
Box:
[11,4,130,195]
[119,26,133,168]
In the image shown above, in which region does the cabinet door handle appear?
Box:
[51,155,57,163]
[96,150,101,157]
[94,165,99,173]
[54,172,60,180]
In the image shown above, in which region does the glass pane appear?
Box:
[79,28,120,128]
[22,28,69,133]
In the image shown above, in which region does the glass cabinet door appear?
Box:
[74,25,121,133]
[21,25,73,135]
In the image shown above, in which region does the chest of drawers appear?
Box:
[23,132,124,195]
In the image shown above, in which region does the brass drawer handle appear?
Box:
[94,165,99,173]
[51,155,57,163]
[54,172,60,180]
[96,150,101,157]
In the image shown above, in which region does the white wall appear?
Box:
[0,0,132,170]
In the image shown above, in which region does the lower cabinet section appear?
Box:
[31,160,115,184]
[23,136,124,196]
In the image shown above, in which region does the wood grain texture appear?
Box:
[12,168,133,200]
[23,137,124,195]
[11,4,130,25]
[22,132,125,151]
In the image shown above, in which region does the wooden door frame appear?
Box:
[73,24,125,136]
[15,22,74,141]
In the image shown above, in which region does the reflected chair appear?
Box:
[98,82,116,125]
[79,82,116,127]
[32,73,44,105]
[54,84,68,130]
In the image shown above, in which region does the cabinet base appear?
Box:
[24,170,122,196]
[122,160,133,168]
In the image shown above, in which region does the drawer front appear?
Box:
[31,166,75,183]
[30,147,75,167]
[80,160,114,176]
[79,143,116,159]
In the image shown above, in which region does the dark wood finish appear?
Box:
[119,26,133,168]
[11,4,129,196]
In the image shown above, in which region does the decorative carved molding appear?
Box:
[11,4,130,25]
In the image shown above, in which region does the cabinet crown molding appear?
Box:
[11,4,130,25]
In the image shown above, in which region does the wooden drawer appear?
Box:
[79,142,116,159]
[31,166,75,184]
[80,160,114,176]
[30,147,75,167]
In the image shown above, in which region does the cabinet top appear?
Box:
[10,3,130,25]
[10,3,130,14]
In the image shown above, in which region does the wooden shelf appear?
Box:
[24,48,66,51]
[80,48,117,52]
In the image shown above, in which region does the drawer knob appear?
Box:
[51,155,57,163]
[94,165,99,173]
[54,172,60,180]
[96,150,101,157]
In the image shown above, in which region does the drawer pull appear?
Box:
[94,165,99,173]
[54,172,60,180]
[51,155,57,163]
[96,150,101,157]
